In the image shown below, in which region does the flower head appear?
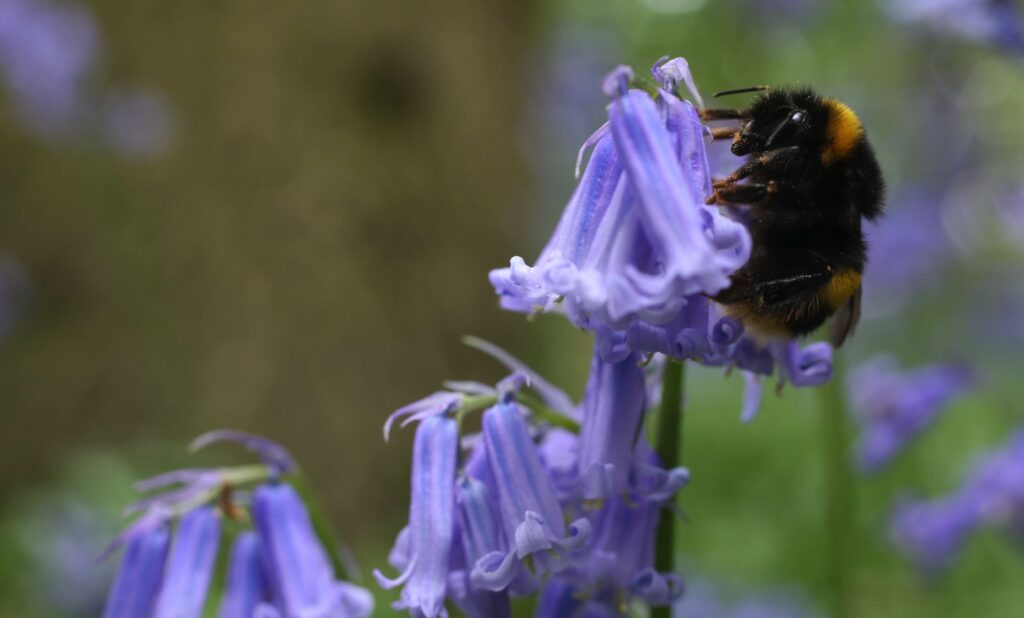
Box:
[848,356,972,471]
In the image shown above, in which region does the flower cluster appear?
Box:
[847,356,973,472]
[490,58,833,421]
[890,428,1024,572]
[101,430,373,618]
[376,343,690,617]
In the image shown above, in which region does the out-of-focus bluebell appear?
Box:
[673,577,821,618]
[891,429,1024,572]
[0,0,174,154]
[847,355,973,472]
[862,187,954,319]
[102,432,373,618]
[881,0,1024,55]
[152,506,221,618]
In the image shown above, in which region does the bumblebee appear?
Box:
[701,86,884,346]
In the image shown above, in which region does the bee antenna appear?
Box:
[713,86,771,98]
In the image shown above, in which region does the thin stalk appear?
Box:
[820,359,855,618]
[290,473,350,581]
[652,360,685,618]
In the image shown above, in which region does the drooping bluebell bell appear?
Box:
[891,429,1024,572]
[578,348,647,502]
[374,414,458,617]
[219,531,267,618]
[847,356,972,472]
[254,482,374,618]
[102,518,171,618]
[881,0,1024,55]
[471,402,591,592]
[152,505,221,618]
[447,476,514,617]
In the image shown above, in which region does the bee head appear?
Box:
[730,89,833,157]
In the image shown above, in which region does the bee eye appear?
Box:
[791,111,806,124]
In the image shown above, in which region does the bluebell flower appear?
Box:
[152,505,221,618]
[490,58,749,333]
[673,578,821,618]
[881,0,1024,54]
[471,402,591,591]
[102,519,171,618]
[255,482,374,618]
[448,476,514,617]
[847,356,972,472]
[375,414,458,617]
[578,348,647,502]
[891,429,1024,571]
[219,531,267,618]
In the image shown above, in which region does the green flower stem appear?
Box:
[820,359,855,618]
[517,392,581,433]
[653,359,685,618]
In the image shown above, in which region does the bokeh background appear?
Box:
[1,0,1023,616]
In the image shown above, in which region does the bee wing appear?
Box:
[829,284,862,348]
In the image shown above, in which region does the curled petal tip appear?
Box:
[601,65,634,98]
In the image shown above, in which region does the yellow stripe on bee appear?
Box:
[823,269,861,310]
[821,99,863,166]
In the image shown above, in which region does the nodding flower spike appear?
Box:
[375,415,458,618]
[383,391,461,442]
[191,430,296,477]
[102,521,171,618]
[578,347,647,501]
[471,403,591,592]
[152,506,221,618]
[253,483,374,618]
[218,532,268,618]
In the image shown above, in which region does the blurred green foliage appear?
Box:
[1,0,1023,616]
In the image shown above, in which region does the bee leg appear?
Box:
[701,108,747,121]
[706,181,778,205]
[714,146,802,188]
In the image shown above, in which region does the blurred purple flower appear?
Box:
[102,522,171,618]
[219,532,268,618]
[862,187,954,318]
[103,89,175,156]
[891,429,1024,571]
[673,578,821,618]
[0,0,174,153]
[0,0,97,136]
[847,356,973,472]
[881,0,1024,54]
[255,483,373,618]
[375,415,458,617]
[152,506,221,618]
